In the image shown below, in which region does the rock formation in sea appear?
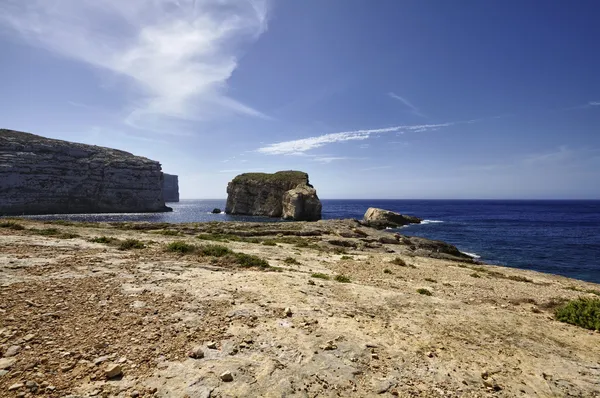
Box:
[225,171,322,221]
[162,173,179,202]
[0,129,172,215]
[362,207,422,229]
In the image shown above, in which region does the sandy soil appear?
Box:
[0,219,599,398]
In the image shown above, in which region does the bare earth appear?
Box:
[0,219,599,398]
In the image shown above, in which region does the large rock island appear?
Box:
[162,173,179,202]
[225,171,322,221]
[0,129,171,215]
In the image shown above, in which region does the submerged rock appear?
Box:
[0,129,172,215]
[362,207,422,229]
[225,171,322,221]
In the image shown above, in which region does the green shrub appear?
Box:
[340,255,353,260]
[31,228,60,236]
[391,257,407,266]
[90,236,116,244]
[261,240,277,246]
[234,253,270,268]
[470,273,481,278]
[58,233,80,239]
[555,298,600,330]
[197,233,242,242]
[333,248,347,255]
[0,221,25,230]
[284,257,300,265]
[118,239,145,250]
[166,241,196,253]
[383,269,392,274]
[200,244,232,257]
[157,230,181,236]
[417,288,432,296]
[311,273,330,280]
[334,274,351,283]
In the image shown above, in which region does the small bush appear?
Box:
[0,221,25,230]
[58,233,80,239]
[284,257,300,265]
[424,278,437,283]
[311,273,330,280]
[197,233,242,242]
[391,257,407,267]
[555,298,600,330]
[234,253,270,268]
[118,239,145,250]
[470,273,481,278]
[417,288,432,296]
[261,240,277,246]
[332,248,347,255]
[31,228,60,236]
[90,236,116,244]
[383,269,392,274]
[201,244,232,257]
[157,230,181,236]
[166,241,196,253]
[340,255,353,260]
[507,275,534,283]
[334,274,351,283]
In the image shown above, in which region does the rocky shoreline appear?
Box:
[1,218,599,397]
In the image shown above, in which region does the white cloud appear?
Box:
[388,92,425,117]
[256,123,453,155]
[589,101,600,106]
[361,165,392,171]
[0,0,270,129]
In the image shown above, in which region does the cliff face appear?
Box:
[225,171,322,221]
[0,129,171,215]
[162,173,179,202]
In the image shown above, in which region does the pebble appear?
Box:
[4,345,21,357]
[284,307,293,317]
[25,381,38,392]
[23,334,36,342]
[188,346,204,359]
[8,383,24,391]
[320,341,337,351]
[220,371,234,382]
[105,364,123,379]
[0,370,9,377]
[131,391,140,397]
[0,358,16,370]
[207,342,218,350]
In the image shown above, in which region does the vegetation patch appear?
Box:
[233,252,270,269]
[283,257,301,265]
[118,239,145,250]
[507,275,534,283]
[232,170,307,185]
[417,288,432,296]
[555,298,600,331]
[261,240,277,246]
[311,273,330,280]
[0,221,25,230]
[200,244,232,257]
[383,269,393,274]
[470,273,481,278]
[155,230,181,236]
[30,228,60,236]
[90,236,116,244]
[424,278,437,283]
[334,274,351,283]
[564,286,600,297]
[166,241,196,254]
[391,257,407,266]
[340,255,353,260]
[332,248,348,255]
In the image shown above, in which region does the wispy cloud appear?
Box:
[589,101,600,106]
[257,123,452,155]
[388,92,425,117]
[0,0,270,130]
[361,165,392,171]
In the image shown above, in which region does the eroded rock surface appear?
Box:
[162,173,179,202]
[0,129,171,215]
[362,207,422,229]
[225,171,322,221]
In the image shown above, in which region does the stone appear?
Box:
[23,334,36,342]
[362,207,422,229]
[162,173,179,202]
[0,129,172,215]
[211,208,222,214]
[0,357,16,370]
[320,341,337,351]
[284,307,293,317]
[3,345,21,357]
[25,381,38,392]
[207,342,218,349]
[105,364,123,379]
[188,346,204,359]
[0,370,8,377]
[225,171,322,221]
[131,391,140,397]
[8,383,24,391]
[220,370,234,382]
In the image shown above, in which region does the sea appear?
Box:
[16,199,600,284]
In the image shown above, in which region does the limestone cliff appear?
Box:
[162,173,179,202]
[225,171,322,221]
[362,207,422,229]
[0,129,171,215]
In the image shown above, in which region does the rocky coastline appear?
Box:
[1,217,599,397]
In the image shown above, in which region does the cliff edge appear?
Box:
[162,173,179,202]
[225,171,322,221]
[0,129,171,215]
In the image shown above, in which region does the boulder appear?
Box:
[362,207,421,229]
[225,171,322,221]
[0,129,172,215]
[211,208,222,214]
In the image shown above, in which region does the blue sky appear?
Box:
[1,0,599,199]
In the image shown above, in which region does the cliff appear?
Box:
[362,207,422,229]
[225,171,322,221]
[162,173,179,202]
[0,129,171,215]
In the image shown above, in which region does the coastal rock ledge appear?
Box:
[362,207,422,229]
[225,171,322,221]
[0,129,172,215]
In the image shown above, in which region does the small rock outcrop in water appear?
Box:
[225,171,322,221]
[211,208,222,214]
[162,173,179,202]
[362,207,422,229]
[0,129,171,215]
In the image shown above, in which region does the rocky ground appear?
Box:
[0,219,599,398]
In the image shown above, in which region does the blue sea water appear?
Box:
[18,199,600,284]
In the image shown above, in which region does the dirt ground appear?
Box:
[0,219,599,398]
